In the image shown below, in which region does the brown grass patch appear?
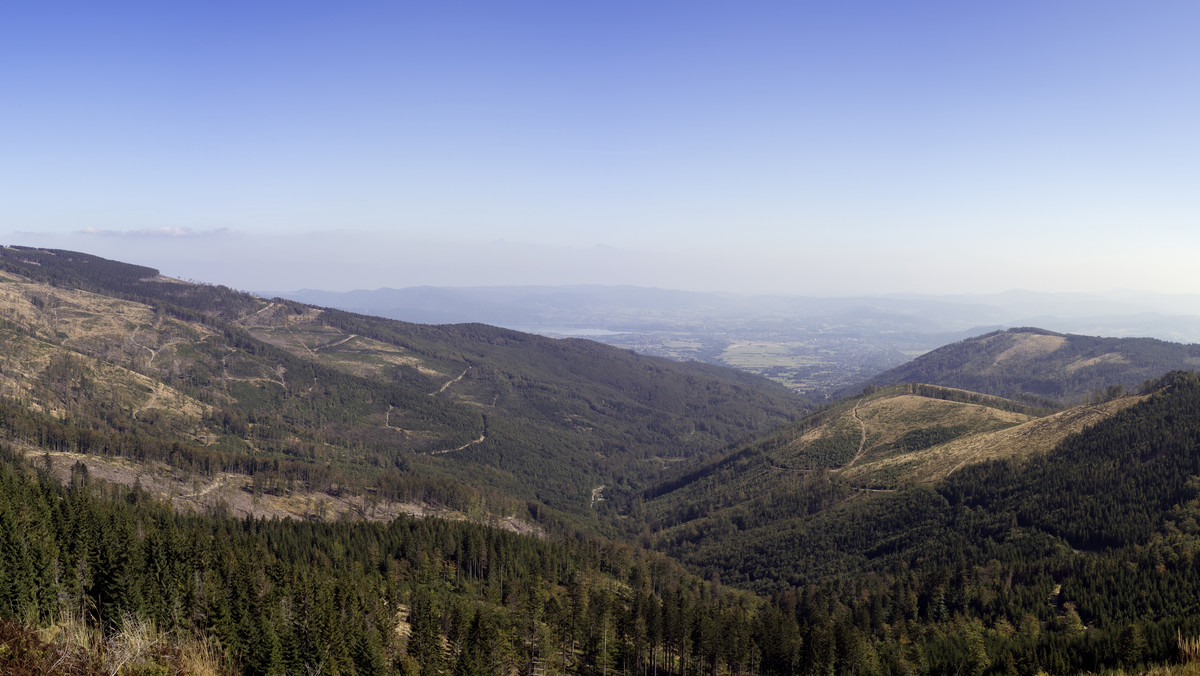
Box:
[990,332,1067,367]
[0,275,215,353]
[844,395,1144,486]
[1065,352,1129,372]
[4,610,232,676]
[0,276,214,434]
[853,394,1030,456]
[244,318,444,380]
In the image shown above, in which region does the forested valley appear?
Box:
[5,248,1200,675]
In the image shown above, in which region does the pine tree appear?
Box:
[352,625,388,676]
[247,612,284,676]
[406,589,443,675]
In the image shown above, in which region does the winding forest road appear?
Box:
[838,404,869,471]
[384,404,410,435]
[431,368,470,396]
[430,433,486,455]
[181,476,225,500]
[316,334,357,352]
[131,385,162,420]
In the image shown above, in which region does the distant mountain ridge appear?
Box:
[281,285,1200,398]
[280,285,1200,339]
[845,327,1200,403]
[13,247,1200,673]
[284,284,725,327]
[0,246,806,523]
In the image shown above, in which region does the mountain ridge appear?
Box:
[281,284,1200,397]
[639,380,1147,590]
[844,326,1200,403]
[0,246,807,524]
[10,247,1200,673]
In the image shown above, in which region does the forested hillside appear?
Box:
[10,246,1200,674]
[8,368,1200,674]
[846,327,1200,404]
[0,445,761,675]
[0,246,805,522]
[638,371,1200,674]
[640,382,1132,548]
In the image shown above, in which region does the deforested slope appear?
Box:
[0,246,807,521]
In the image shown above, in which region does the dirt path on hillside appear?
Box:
[184,478,223,499]
[753,404,870,480]
[239,302,277,325]
[944,456,972,479]
[316,334,357,352]
[591,485,605,508]
[838,404,869,471]
[283,323,319,359]
[128,328,167,365]
[278,324,319,393]
[132,385,162,420]
[384,405,413,435]
[429,433,486,455]
[431,368,470,396]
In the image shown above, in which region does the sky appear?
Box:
[3,1,1199,295]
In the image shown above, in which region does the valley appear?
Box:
[283,286,1200,399]
[281,286,985,397]
[4,248,1200,675]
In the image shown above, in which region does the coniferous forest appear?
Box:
[5,248,1200,674]
[0,442,762,675]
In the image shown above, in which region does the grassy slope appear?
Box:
[843,394,1142,486]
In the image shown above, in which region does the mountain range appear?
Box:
[0,246,804,524]
[6,246,1200,674]
[280,285,1200,399]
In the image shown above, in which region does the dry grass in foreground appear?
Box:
[0,612,229,676]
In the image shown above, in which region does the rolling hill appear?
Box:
[641,382,1144,589]
[12,246,1200,674]
[843,327,1200,403]
[0,246,807,524]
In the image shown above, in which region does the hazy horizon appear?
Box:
[11,232,1200,300]
[5,2,1200,297]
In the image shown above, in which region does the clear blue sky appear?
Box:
[3,1,1198,294]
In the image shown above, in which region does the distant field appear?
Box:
[718,340,924,394]
[595,332,931,395]
[720,341,831,390]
